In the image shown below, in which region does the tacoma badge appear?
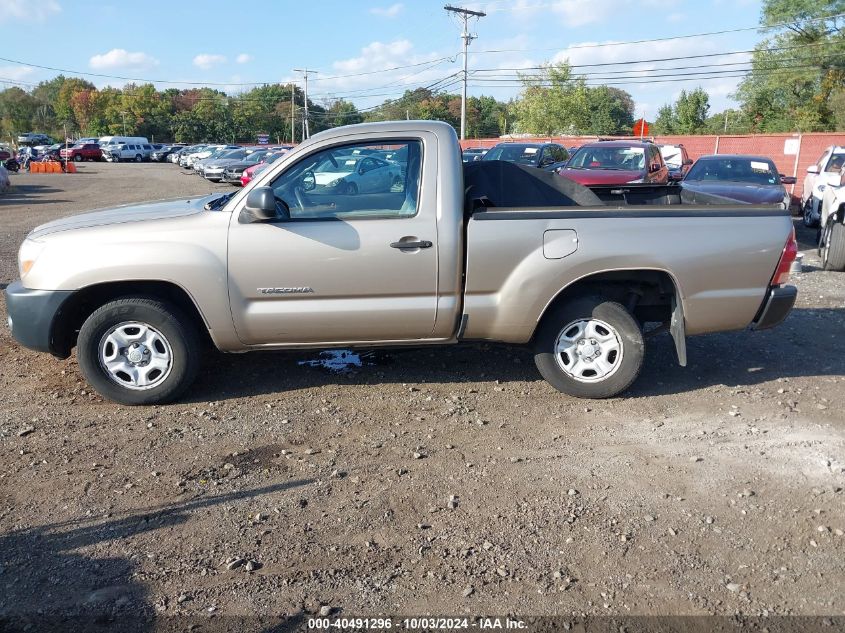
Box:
[258,287,314,295]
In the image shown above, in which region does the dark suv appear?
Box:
[558,140,669,186]
[481,142,569,172]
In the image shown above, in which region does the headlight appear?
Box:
[18,238,46,278]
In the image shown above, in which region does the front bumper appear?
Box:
[751,285,797,330]
[222,171,243,183]
[4,281,74,357]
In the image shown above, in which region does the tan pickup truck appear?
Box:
[5,121,798,405]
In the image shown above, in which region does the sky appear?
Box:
[0,0,766,121]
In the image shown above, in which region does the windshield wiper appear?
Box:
[204,192,235,210]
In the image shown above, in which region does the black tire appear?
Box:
[73,154,83,162]
[822,221,845,272]
[533,296,644,399]
[803,199,819,228]
[134,154,142,162]
[342,181,358,195]
[77,297,201,405]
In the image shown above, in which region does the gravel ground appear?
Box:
[0,164,843,630]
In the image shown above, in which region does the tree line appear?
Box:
[1,0,841,143]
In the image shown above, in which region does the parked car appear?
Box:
[198,148,257,181]
[60,143,102,162]
[41,144,66,160]
[0,144,14,161]
[193,146,241,175]
[75,137,100,145]
[658,144,693,181]
[5,120,797,405]
[240,153,286,186]
[151,144,186,162]
[221,150,273,185]
[183,145,233,169]
[172,144,204,164]
[462,148,487,162]
[681,155,795,206]
[558,140,669,185]
[312,153,404,194]
[482,142,569,171]
[17,133,52,146]
[801,146,845,227]
[819,165,845,271]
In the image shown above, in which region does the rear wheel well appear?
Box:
[537,270,680,336]
[52,281,212,357]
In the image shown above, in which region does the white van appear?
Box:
[99,136,153,162]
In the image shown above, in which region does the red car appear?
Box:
[60,143,102,162]
[557,140,669,186]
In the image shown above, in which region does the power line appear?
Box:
[0,55,456,87]
[470,11,845,54]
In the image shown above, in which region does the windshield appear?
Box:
[245,150,268,164]
[218,149,244,160]
[685,158,779,185]
[825,153,845,172]
[482,145,541,166]
[659,146,683,168]
[317,156,360,173]
[567,146,645,171]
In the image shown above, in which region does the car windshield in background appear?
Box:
[244,151,268,163]
[660,147,683,168]
[317,156,360,174]
[686,158,779,185]
[567,146,645,171]
[218,149,244,160]
[482,145,541,165]
[826,153,845,172]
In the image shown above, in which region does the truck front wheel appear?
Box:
[534,296,644,399]
[77,297,201,405]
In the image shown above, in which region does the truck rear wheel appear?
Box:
[77,297,201,405]
[534,296,644,399]
[822,221,845,272]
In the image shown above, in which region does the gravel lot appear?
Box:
[0,164,843,630]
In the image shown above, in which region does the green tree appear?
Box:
[674,88,710,134]
[0,87,39,139]
[735,0,845,131]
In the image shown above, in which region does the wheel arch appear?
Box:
[50,280,214,357]
[535,268,687,365]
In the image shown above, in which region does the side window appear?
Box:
[269,140,422,220]
[143,144,152,150]
[825,153,844,173]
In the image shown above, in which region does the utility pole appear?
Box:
[293,69,317,139]
[120,111,127,136]
[444,5,485,140]
[290,84,295,143]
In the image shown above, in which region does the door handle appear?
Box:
[390,240,432,249]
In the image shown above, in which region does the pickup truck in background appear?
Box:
[5,121,798,405]
[59,143,103,162]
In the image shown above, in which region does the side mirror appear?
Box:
[669,172,684,181]
[806,165,820,174]
[683,158,694,166]
[780,175,797,185]
[301,170,316,191]
[539,156,554,167]
[241,186,278,223]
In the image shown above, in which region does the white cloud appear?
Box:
[0,65,36,84]
[89,49,159,71]
[370,3,403,17]
[236,53,253,64]
[193,54,227,70]
[303,40,454,110]
[0,0,60,22]
[666,12,686,23]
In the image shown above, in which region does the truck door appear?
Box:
[227,137,440,345]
